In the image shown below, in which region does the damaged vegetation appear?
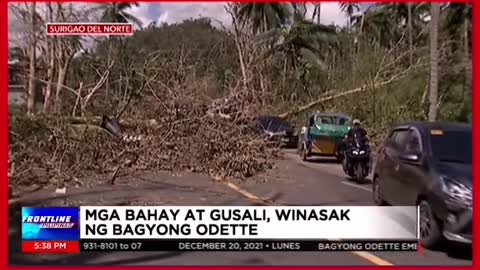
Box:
[9,3,472,197]
[9,101,279,191]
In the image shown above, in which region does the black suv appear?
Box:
[373,122,472,248]
[252,116,298,148]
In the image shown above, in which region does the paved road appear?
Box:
[267,150,472,266]
[9,150,472,266]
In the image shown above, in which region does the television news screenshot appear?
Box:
[7,1,474,267]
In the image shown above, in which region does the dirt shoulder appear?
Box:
[9,170,257,209]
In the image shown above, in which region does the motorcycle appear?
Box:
[342,136,372,183]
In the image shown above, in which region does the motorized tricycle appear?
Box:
[298,112,351,162]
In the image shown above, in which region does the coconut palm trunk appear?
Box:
[43,3,55,113]
[407,3,413,66]
[92,3,142,102]
[428,3,440,121]
[26,2,37,115]
[463,11,471,96]
[317,3,321,23]
[312,3,321,24]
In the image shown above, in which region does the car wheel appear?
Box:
[372,176,387,206]
[418,200,442,249]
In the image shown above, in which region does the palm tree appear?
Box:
[445,4,471,80]
[312,3,321,24]
[234,3,291,35]
[384,3,430,63]
[88,3,142,99]
[445,3,472,116]
[350,6,395,49]
[254,10,337,89]
[407,3,413,65]
[88,3,143,51]
[89,2,143,50]
[291,3,307,18]
[92,3,143,26]
[428,3,440,121]
[339,2,360,30]
[27,2,37,115]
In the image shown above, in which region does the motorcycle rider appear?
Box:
[345,119,368,142]
[342,119,370,172]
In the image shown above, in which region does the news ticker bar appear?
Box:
[23,239,419,253]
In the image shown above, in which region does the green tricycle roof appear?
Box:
[307,112,351,120]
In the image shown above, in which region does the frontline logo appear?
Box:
[23,215,75,229]
[22,207,80,241]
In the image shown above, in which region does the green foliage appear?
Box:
[58,3,471,132]
[235,3,291,34]
[8,2,474,190]
[339,2,360,17]
[88,3,143,27]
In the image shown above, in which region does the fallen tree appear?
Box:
[278,61,421,118]
[8,75,279,198]
[278,35,427,118]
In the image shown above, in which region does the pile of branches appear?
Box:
[8,87,280,192]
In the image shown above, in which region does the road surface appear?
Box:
[9,150,472,266]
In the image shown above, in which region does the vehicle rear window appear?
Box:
[430,130,472,164]
[335,117,350,125]
[314,116,349,125]
[315,116,333,124]
[256,117,291,131]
